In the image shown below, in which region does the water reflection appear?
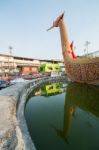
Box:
[52,83,99,144]
[66,83,99,117]
[25,82,99,150]
[28,82,67,98]
[41,83,66,96]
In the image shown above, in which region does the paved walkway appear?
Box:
[0,83,25,150]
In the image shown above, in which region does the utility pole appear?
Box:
[84,41,91,56]
[9,46,13,55]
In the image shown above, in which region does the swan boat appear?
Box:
[47,13,99,85]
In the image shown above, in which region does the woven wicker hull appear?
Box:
[64,56,99,85]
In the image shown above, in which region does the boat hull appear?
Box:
[65,58,99,85]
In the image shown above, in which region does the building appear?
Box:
[39,63,61,73]
[0,54,64,76]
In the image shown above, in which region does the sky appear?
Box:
[0,0,99,60]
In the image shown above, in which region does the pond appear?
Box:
[25,82,99,150]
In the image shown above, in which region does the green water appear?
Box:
[25,82,99,150]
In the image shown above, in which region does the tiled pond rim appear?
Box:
[0,76,67,150]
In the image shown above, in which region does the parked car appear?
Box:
[0,80,10,89]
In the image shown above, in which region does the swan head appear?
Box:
[47,12,65,31]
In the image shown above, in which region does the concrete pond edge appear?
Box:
[0,76,67,150]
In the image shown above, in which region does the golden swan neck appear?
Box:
[59,20,71,53]
[47,13,76,61]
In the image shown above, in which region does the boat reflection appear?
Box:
[52,83,99,143]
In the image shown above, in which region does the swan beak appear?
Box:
[46,26,54,31]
